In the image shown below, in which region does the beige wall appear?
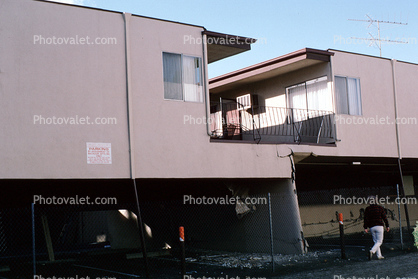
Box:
[300,203,418,238]
[214,50,415,161]
[0,0,292,179]
[393,61,418,158]
[300,51,417,159]
[277,51,401,159]
[2,1,414,180]
[124,6,293,179]
[0,0,130,178]
[329,51,399,158]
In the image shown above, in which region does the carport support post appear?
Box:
[133,180,150,278]
[397,184,404,250]
[268,193,275,272]
[337,212,346,259]
[32,203,36,276]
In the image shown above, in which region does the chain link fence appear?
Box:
[298,185,418,249]
[0,186,416,278]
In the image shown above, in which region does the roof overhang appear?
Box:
[203,30,257,64]
[209,48,334,94]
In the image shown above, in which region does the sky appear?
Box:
[48,0,418,78]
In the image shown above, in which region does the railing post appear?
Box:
[316,115,325,144]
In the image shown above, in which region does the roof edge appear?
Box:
[35,0,205,29]
[209,48,334,84]
[328,48,418,66]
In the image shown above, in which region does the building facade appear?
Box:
[1,0,417,262]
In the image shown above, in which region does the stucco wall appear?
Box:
[0,0,292,179]
[393,61,418,158]
[329,51,399,158]
[0,0,130,178]
[262,51,411,160]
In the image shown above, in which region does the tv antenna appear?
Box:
[348,14,408,57]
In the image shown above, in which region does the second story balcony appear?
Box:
[210,100,336,145]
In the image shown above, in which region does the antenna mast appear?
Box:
[348,14,408,57]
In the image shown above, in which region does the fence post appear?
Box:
[337,212,346,259]
[268,193,275,272]
[31,203,36,276]
[179,226,186,278]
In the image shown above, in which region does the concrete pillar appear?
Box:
[241,178,304,254]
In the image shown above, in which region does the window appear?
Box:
[163,52,203,102]
[286,76,332,121]
[335,76,362,115]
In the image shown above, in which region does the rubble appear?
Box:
[184,250,341,269]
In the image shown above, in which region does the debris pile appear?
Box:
[185,250,341,269]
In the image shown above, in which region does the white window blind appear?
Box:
[335,76,362,115]
[287,76,331,121]
[163,53,182,100]
[163,52,203,102]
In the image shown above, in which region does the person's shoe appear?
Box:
[368,251,373,260]
[377,256,384,260]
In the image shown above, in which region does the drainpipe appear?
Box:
[391,59,411,237]
[392,59,402,160]
[202,31,212,136]
[123,12,150,277]
[329,54,339,142]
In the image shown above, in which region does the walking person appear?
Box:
[363,195,390,260]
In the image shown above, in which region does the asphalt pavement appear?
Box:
[275,249,418,279]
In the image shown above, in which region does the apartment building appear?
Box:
[0,0,302,259]
[1,0,417,262]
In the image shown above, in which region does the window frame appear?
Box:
[162,52,204,103]
[286,76,330,111]
[334,75,362,116]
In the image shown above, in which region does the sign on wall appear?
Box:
[86,142,112,164]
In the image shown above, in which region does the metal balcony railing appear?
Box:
[210,101,335,144]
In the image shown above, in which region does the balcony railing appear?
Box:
[210,101,335,144]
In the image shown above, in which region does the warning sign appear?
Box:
[87,142,112,164]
